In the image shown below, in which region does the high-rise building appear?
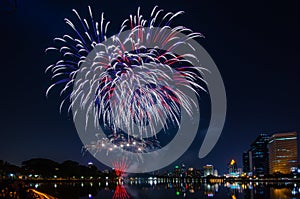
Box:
[243,151,250,173]
[268,132,298,174]
[250,133,269,176]
[228,159,237,174]
[226,159,242,177]
[243,150,253,175]
[203,164,214,177]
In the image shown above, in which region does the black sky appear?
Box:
[0,0,299,174]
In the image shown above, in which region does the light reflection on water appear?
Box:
[2,179,300,199]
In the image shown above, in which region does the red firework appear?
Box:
[113,158,129,177]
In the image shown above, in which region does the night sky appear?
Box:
[0,0,299,174]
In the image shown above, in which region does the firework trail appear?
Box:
[46,6,206,155]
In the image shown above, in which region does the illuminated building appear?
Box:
[250,133,269,176]
[187,167,194,177]
[187,167,201,177]
[87,162,93,168]
[226,160,242,177]
[203,164,214,177]
[213,169,218,177]
[268,132,298,174]
[228,159,237,174]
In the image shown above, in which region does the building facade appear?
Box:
[269,132,298,174]
[228,159,237,174]
[243,150,251,173]
[250,133,269,176]
[203,165,214,177]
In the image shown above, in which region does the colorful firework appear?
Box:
[46,6,206,155]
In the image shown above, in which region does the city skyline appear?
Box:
[0,0,300,175]
[1,131,299,177]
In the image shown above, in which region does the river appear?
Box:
[1,179,300,199]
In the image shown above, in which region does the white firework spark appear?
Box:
[46,6,207,153]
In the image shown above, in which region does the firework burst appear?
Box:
[113,158,129,177]
[46,6,206,155]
